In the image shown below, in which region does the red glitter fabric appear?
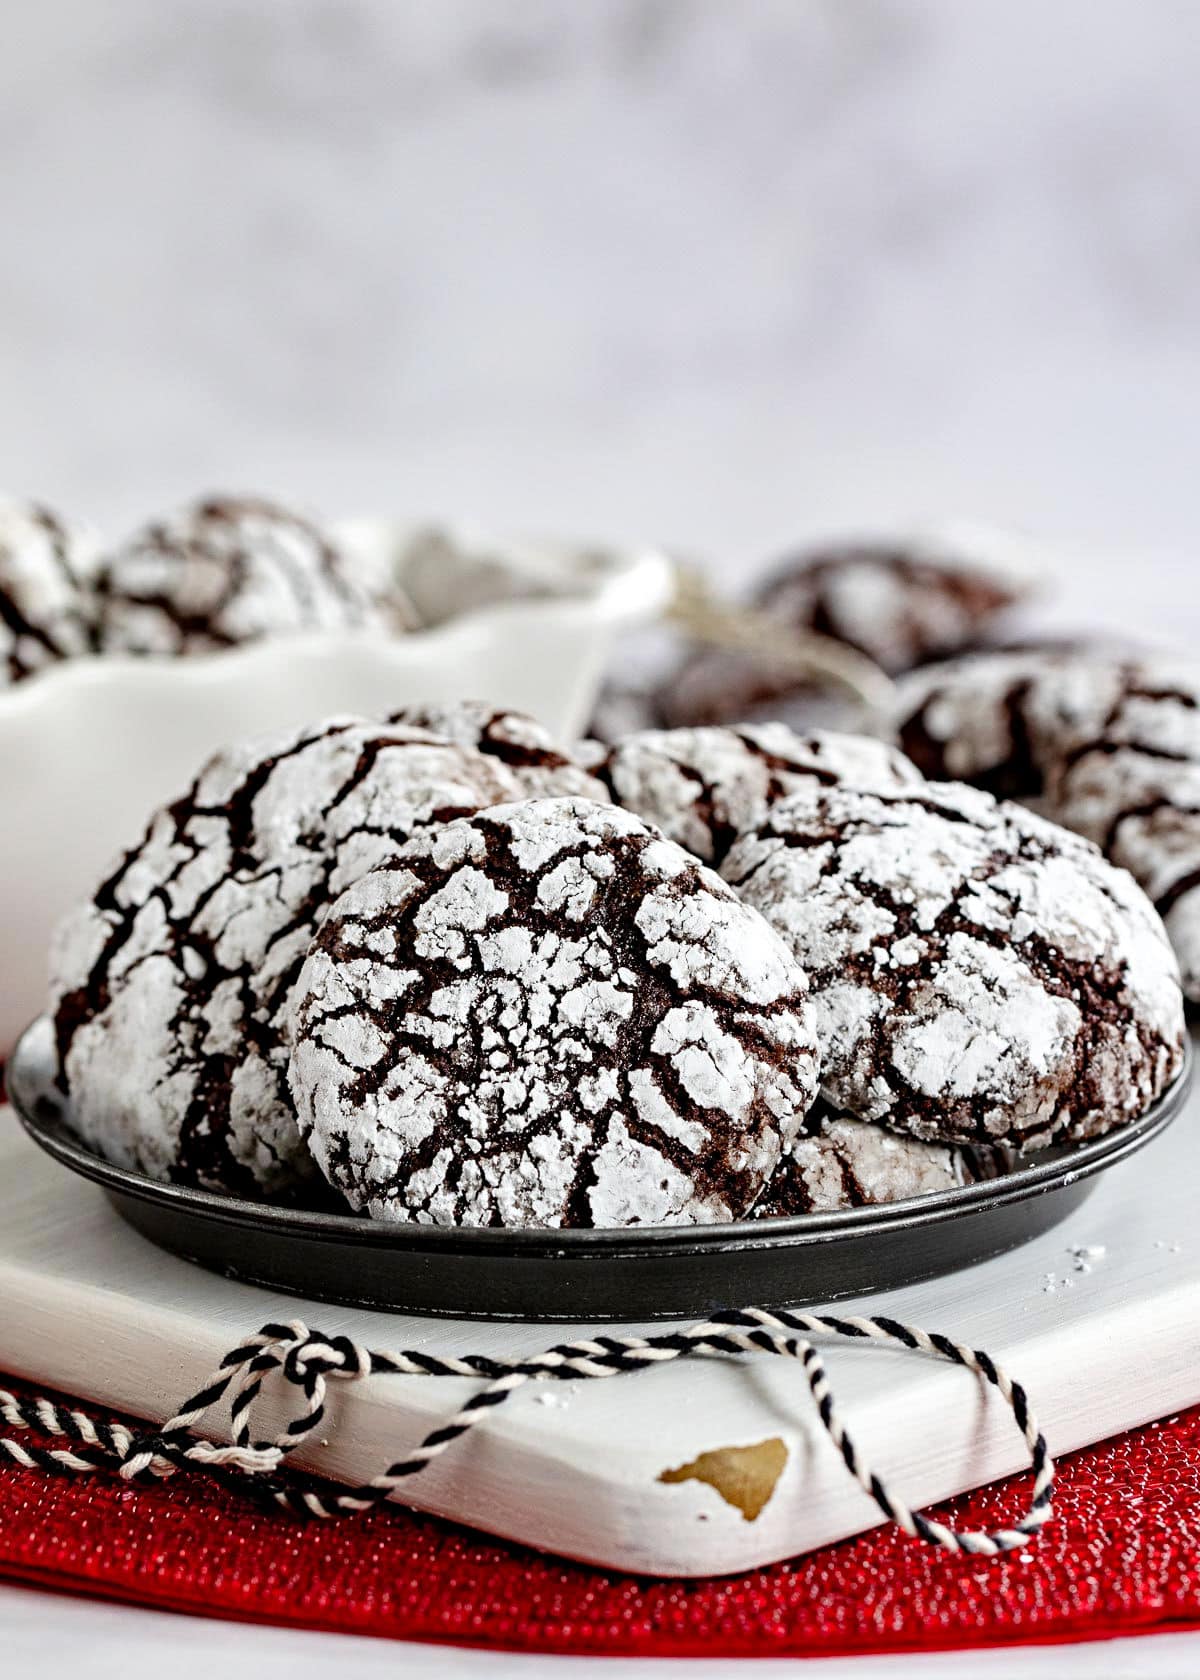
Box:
[1,1374,1200,1655]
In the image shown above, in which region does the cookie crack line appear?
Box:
[0,498,98,681]
[288,798,819,1228]
[53,697,1186,1223]
[892,652,1200,1001]
[310,834,760,1186]
[50,715,569,1196]
[724,782,1185,1148]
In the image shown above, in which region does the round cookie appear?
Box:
[50,717,527,1195]
[753,527,1033,676]
[93,494,382,656]
[894,649,1091,798]
[895,652,1200,1000]
[393,525,566,627]
[0,497,99,684]
[751,1107,973,1218]
[1048,662,1200,1004]
[722,781,1185,1149]
[388,700,607,801]
[598,724,922,864]
[655,526,1034,732]
[288,797,820,1228]
[657,643,861,733]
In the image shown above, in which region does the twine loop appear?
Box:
[0,1305,1055,1557]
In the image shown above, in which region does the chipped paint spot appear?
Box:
[658,1436,788,1521]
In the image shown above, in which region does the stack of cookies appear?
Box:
[49,697,1187,1231]
[0,491,417,688]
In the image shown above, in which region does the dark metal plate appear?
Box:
[10,1016,1193,1321]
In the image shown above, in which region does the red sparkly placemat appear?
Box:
[0,1372,1198,1656]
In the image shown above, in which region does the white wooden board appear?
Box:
[2,1039,1199,1577]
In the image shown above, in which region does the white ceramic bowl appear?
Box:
[0,520,672,1052]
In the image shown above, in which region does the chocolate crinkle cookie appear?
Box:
[0,496,99,684]
[752,527,1034,675]
[93,494,385,656]
[751,1106,974,1219]
[722,781,1185,1149]
[657,645,864,734]
[894,648,1087,799]
[895,651,1200,1001]
[595,723,922,864]
[389,700,607,801]
[655,526,1033,731]
[49,717,532,1196]
[287,797,821,1229]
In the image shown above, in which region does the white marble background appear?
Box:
[2,0,1200,632]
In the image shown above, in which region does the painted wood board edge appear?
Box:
[4,1251,1199,1577]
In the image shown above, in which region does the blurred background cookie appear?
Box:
[93,493,403,656]
[0,496,99,685]
[596,524,1038,741]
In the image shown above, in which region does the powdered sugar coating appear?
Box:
[896,652,1200,1000]
[50,717,526,1194]
[388,701,608,801]
[894,649,1097,799]
[723,781,1185,1148]
[755,527,1033,675]
[599,724,922,863]
[0,497,99,684]
[752,1107,972,1218]
[94,494,382,656]
[288,797,820,1228]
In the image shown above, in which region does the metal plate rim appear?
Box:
[10,1014,1193,1263]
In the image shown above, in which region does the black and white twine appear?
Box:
[0,1306,1054,1556]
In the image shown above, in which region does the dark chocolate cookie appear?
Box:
[657,645,860,733]
[287,797,820,1228]
[751,1106,973,1218]
[722,781,1185,1148]
[94,494,382,656]
[389,700,608,800]
[753,527,1033,674]
[0,497,98,684]
[895,652,1200,1000]
[49,717,527,1194]
[893,649,1074,798]
[598,724,922,864]
[654,527,1034,732]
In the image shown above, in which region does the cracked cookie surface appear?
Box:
[754,529,1032,675]
[389,700,607,801]
[94,494,381,655]
[49,717,527,1194]
[751,1106,972,1218]
[723,781,1185,1148]
[598,724,921,864]
[0,497,98,684]
[655,528,1032,730]
[288,797,820,1228]
[896,651,1200,1000]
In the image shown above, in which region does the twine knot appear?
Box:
[0,1306,1056,1552]
[281,1330,371,1389]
